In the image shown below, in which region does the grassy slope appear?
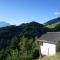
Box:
[39,52,60,60]
[45,17,60,28]
[46,22,60,28]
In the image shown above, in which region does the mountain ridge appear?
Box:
[45,17,60,28]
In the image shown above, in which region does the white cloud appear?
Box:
[53,12,60,15]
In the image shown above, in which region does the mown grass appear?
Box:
[38,52,60,60]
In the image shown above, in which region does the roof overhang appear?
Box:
[37,39,57,44]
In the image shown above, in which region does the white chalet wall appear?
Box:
[40,42,56,56]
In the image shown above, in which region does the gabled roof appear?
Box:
[39,32,60,43]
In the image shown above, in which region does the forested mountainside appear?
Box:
[0,21,50,60]
[0,18,60,60]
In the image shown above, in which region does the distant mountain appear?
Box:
[45,17,60,28]
[0,21,10,27]
[19,21,49,37]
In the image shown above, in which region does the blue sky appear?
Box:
[0,0,60,25]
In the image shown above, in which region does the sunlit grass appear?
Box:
[38,52,60,60]
[46,22,60,28]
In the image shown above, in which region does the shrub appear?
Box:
[56,41,60,52]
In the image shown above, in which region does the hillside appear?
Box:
[0,21,50,60]
[0,21,60,60]
[0,21,49,50]
[45,17,60,28]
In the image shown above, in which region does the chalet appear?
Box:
[38,32,60,56]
